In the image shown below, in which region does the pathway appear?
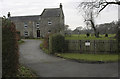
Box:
[19,39,118,77]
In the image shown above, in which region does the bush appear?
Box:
[2,18,19,77]
[86,33,90,37]
[105,34,108,37]
[49,34,65,54]
[16,31,21,41]
[95,32,99,38]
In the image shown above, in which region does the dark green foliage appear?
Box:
[16,31,21,41]
[49,34,65,54]
[117,24,120,53]
[95,32,99,38]
[86,33,90,37]
[2,18,19,77]
[114,20,120,53]
[105,34,108,37]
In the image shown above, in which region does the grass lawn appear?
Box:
[56,53,118,62]
[65,34,116,40]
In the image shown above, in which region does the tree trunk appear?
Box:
[90,20,99,38]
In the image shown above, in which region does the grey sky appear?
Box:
[0,0,118,30]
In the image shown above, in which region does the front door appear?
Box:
[37,30,40,38]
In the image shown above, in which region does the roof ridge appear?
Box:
[11,15,40,18]
[44,8,60,10]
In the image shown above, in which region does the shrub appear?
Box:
[49,34,65,54]
[105,34,108,37]
[2,18,19,77]
[95,32,99,38]
[86,33,90,37]
[16,31,20,41]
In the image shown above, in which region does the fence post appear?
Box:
[94,40,96,54]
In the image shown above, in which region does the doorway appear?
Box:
[37,30,40,38]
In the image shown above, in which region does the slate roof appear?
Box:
[41,8,62,17]
[10,15,40,21]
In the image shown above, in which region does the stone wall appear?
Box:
[40,16,64,36]
[10,15,40,38]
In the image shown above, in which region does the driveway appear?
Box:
[19,39,118,77]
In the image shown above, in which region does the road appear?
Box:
[19,39,118,77]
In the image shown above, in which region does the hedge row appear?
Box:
[49,34,65,54]
[2,18,19,77]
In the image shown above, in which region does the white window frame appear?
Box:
[36,23,39,28]
[48,21,52,25]
[24,31,28,36]
[24,23,28,28]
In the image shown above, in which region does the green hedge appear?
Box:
[49,34,65,54]
[2,18,19,77]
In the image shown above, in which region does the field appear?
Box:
[65,34,116,40]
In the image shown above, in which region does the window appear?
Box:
[48,21,52,25]
[48,30,51,34]
[24,31,28,36]
[36,23,39,28]
[24,23,28,28]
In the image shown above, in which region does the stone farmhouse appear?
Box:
[10,3,64,38]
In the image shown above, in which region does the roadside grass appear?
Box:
[65,34,116,40]
[18,40,24,44]
[40,39,49,54]
[16,65,38,78]
[56,53,118,62]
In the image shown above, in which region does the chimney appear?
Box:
[60,3,62,9]
[7,12,11,18]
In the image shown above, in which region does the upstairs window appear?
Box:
[48,21,52,25]
[24,31,28,36]
[24,23,28,28]
[36,23,39,28]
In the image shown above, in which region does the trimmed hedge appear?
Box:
[49,34,65,54]
[2,18,19,77]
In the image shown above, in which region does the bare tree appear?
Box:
[79,0,120,37]
[79,0,120,52]
[79,0,120,14]
[80,4,99,37]
[76,26,83,30]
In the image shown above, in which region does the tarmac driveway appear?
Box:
[19,39,118,77]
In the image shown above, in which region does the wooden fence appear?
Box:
[65,40,118,54]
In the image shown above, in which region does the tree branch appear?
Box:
[99,1,120,12]
[106,1,120,5]
[99,3,108,12]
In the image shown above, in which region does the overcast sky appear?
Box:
[0,0,118,30]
